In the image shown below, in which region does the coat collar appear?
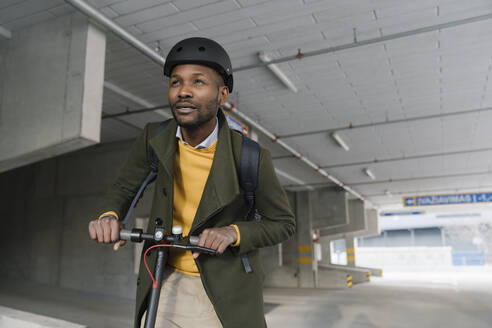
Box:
[148,111,241,232]
[149,119,178,179]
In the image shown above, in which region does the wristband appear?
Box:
[98,211,119,220]
[230,224,240,247]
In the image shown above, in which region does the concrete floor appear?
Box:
[1,271,492,328]
[264,271,492,328]
[0,281,134,327]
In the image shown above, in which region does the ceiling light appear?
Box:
[363,168,376,180]
[0,25,12,39]
[258,52,298,93]
[331,132,350,151]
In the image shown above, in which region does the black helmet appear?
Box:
[163,37,233,92]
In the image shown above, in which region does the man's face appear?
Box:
[168,64,228,129]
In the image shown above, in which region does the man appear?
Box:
[88,37,295,328]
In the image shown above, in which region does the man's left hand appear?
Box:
[193,226,237,259]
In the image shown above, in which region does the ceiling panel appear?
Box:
[5,0,492,207]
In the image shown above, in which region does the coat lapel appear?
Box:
[191,111,241,232]
[148,120,177,231]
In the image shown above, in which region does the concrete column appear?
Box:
[345,236,356,267]
[441,228,446,246]
[318,236,333,265]
[296,191,314,287]
[0,14,106,172]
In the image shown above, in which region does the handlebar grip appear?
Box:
[120,228,143,242]
[194,246,219,255]
[189,236,199,245]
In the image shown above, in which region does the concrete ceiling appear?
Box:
[2,0,492,209]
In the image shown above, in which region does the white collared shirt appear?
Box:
[175,119,219,149]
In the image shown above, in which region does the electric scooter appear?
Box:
[119,219,218,328]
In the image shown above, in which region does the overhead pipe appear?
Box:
[368,185,492,198]
[234,12,492,72]
[67,0,370,205]
[280,105,492,139]
[284,169,492,189]
[322,146,492,169]
[65,0,165,66]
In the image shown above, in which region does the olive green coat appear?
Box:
[102,111,295,327]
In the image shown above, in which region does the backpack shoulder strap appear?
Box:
[238,134,260,273]
[239,135,260,220]
[122,119,172,225]
[150,119,172,172]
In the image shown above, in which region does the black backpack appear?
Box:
[122,119,260,272]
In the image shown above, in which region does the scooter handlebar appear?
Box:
[119,229,218,255]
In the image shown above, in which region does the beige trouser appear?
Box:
[141,268,222,328]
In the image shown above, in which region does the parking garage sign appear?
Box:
[403,192,492,206]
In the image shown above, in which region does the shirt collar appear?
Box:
[176,118,219,149]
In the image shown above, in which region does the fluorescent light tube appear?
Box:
[258,52,298,93]
[275,168,314,190]
[331,132,350,151]
[0,25,11,39]
[363,168,376,180]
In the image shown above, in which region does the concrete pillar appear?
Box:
[345,236,356,267]
[0,14,106,173]
[318,236,333,265]
[295,191,314,287]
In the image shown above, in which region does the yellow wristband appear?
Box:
[98,211,119,220]
[230,224,240,247]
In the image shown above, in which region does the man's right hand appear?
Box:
[88,215,126,251]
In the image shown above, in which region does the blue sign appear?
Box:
[381,211,424,216]
[403,192,492,206]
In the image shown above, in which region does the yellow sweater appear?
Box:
[168,139,217,276]
[100,136,240,275]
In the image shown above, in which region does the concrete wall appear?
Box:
[355,246,453,271]
[311,188,348,229]
[0,14,106,173]
[320,199,366,237]
[0,40,6,125]
[0,139,147,299]
[261,243,298,288]
[260,190,301,288]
